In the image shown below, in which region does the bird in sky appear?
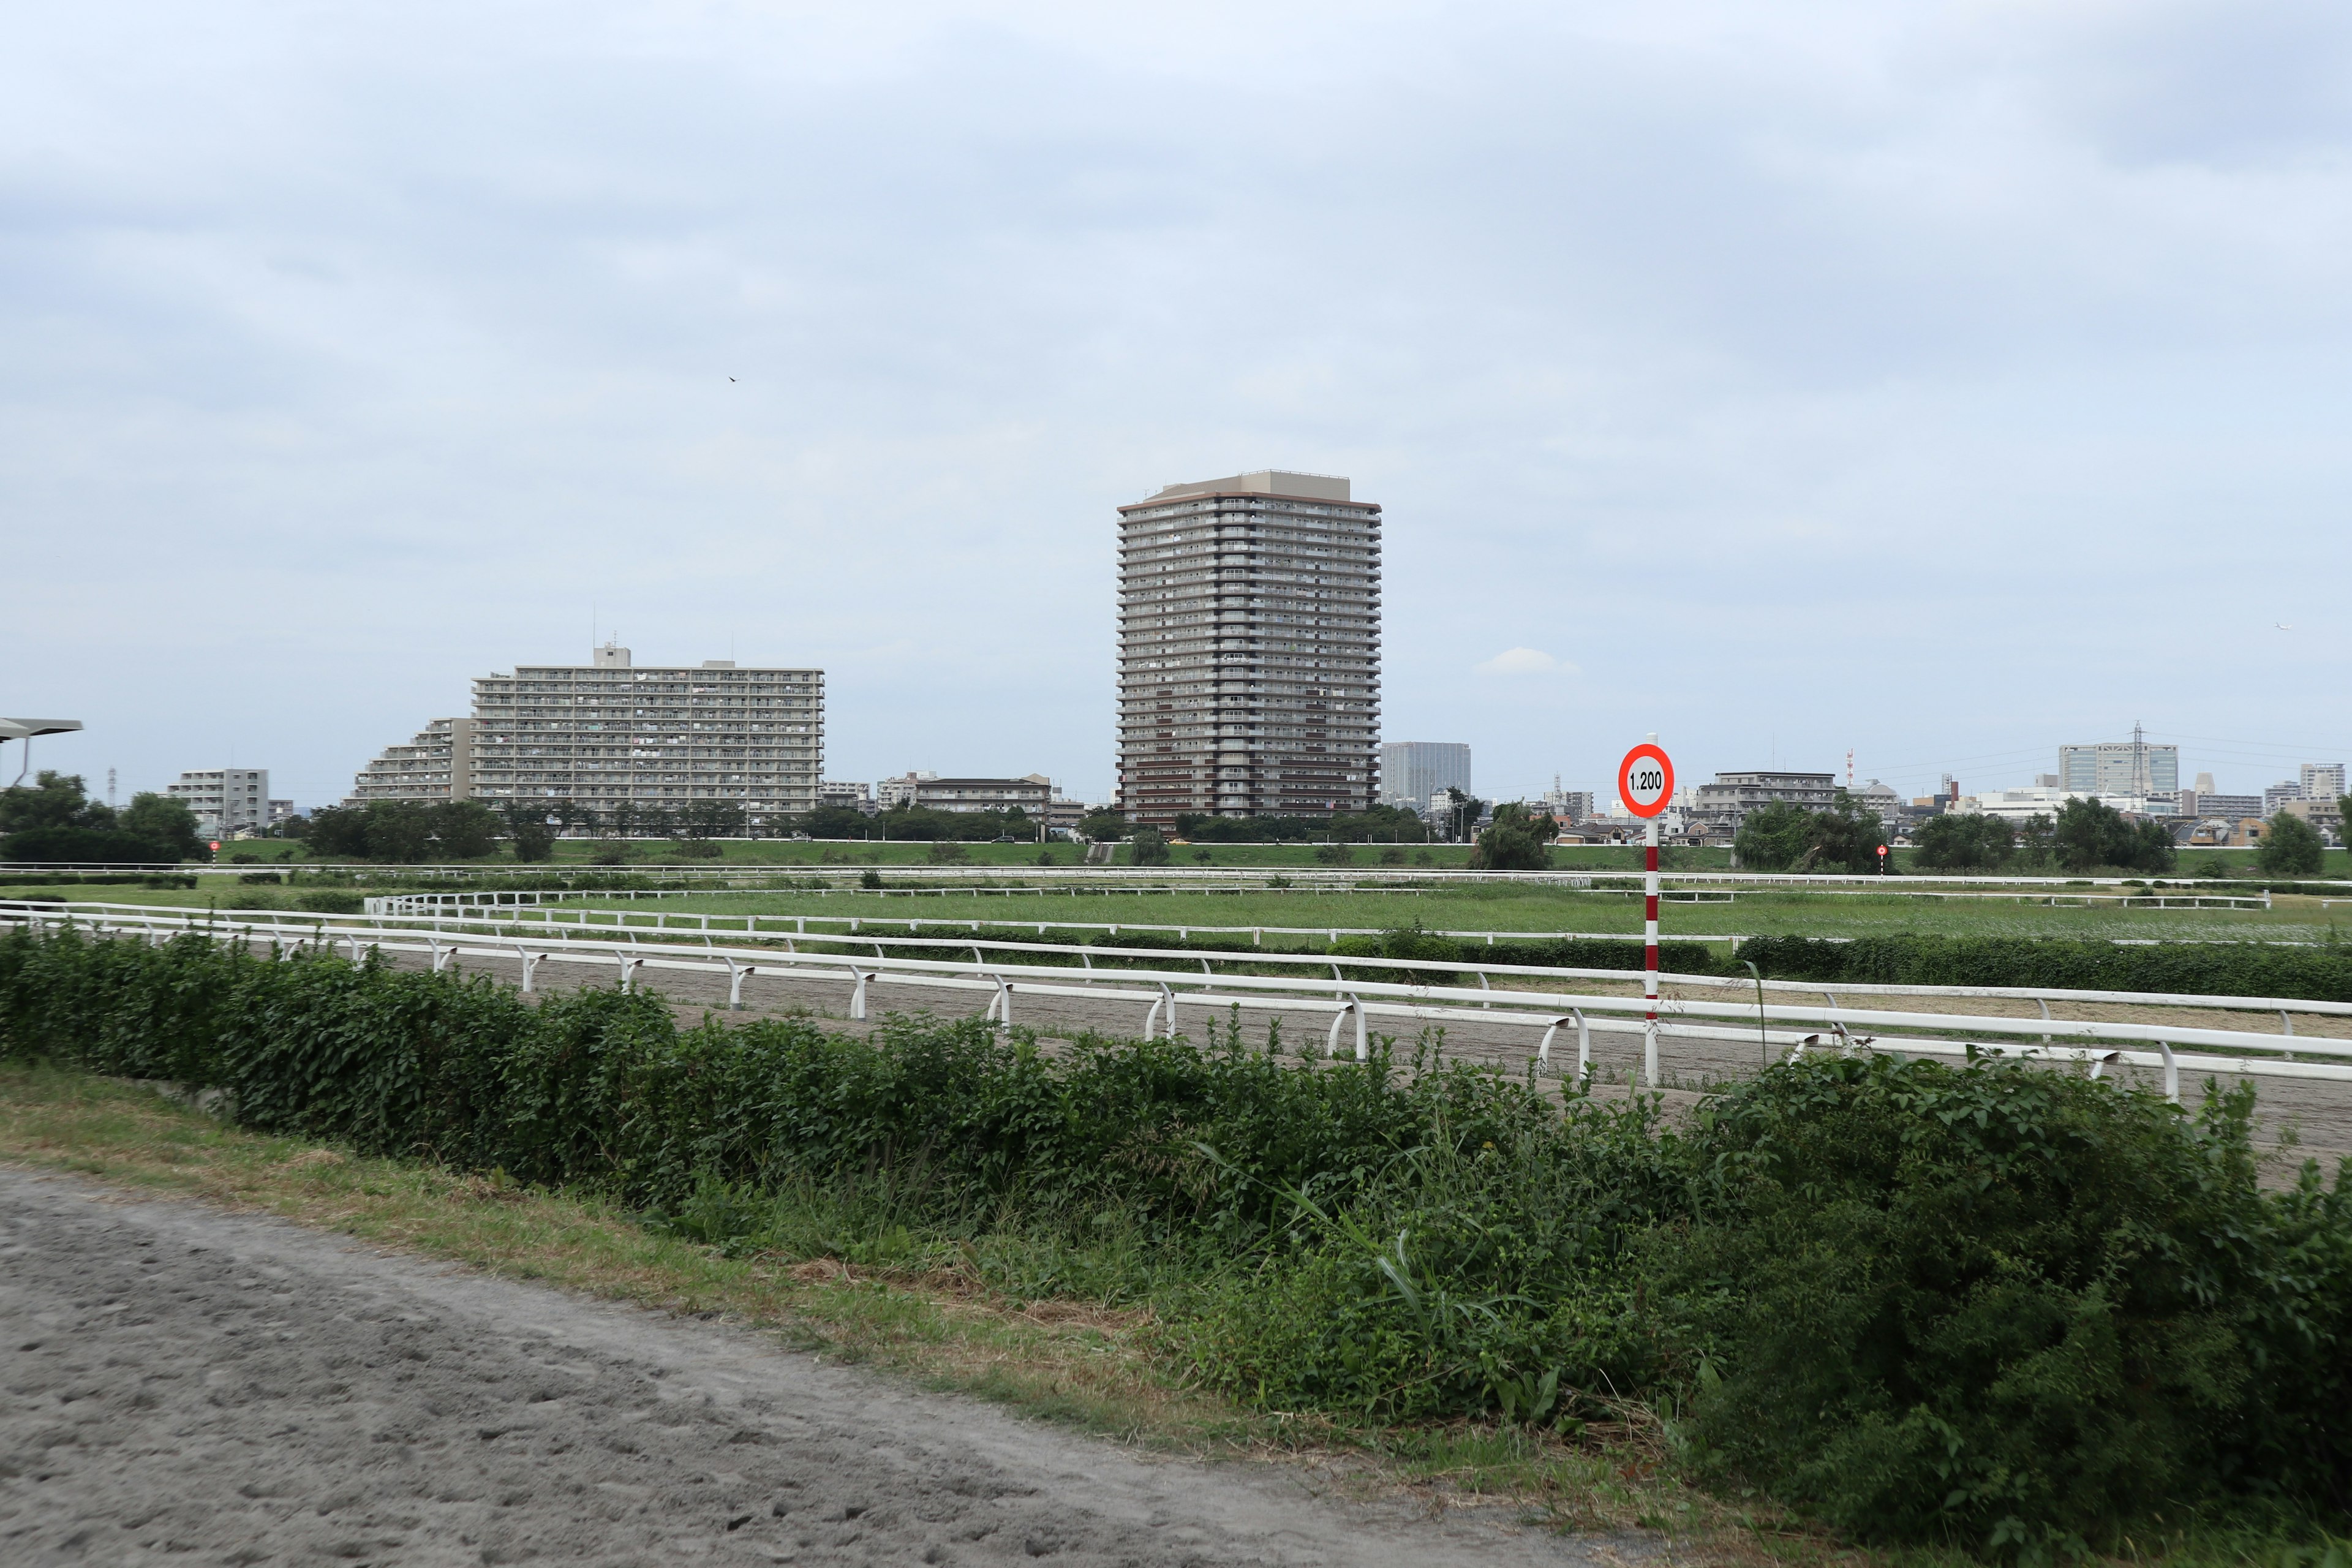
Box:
[729,377,737,382]
[2275,622,2293,631]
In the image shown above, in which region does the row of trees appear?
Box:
[1910,795,2350,876]
[0,772,206,864]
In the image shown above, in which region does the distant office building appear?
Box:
[881,773,1053,815]
[1116,470,1381,828]
[168,768,272,837]
[2059,728,2178,797]
[2265,780,2305,816]
[1856,778,1904,829]
[1382,742,1471,810]
[2194,772,2217,795]
[348,645,824,829]
[1694,771,1836,832]
[2302,763,2347,802]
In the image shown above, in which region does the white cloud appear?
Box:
[1475,647,1576,677]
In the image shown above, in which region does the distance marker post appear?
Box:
[1617,739,1676,1087]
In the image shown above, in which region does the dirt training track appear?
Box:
[0,1169,1641,1567]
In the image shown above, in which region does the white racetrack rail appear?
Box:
[11,902,2351,1102]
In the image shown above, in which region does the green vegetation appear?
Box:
[1913,813,2020,871]
[1472,801,1558,871]
[0,771,203,863]
[4,925,2347,1559]
[2264,812,2329,877]
[2053,796,2177,875]
[1733,791,1890,873]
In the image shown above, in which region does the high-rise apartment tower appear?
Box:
[1116,470,1381,827]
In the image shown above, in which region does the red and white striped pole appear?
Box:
[1616,736,1675,1091]
[1643,811,1660,1087]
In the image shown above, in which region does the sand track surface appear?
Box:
[0,1169,1636,1567]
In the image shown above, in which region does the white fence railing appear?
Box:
[11,901,2352,1103]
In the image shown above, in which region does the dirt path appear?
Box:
[0,1169,1645,1568]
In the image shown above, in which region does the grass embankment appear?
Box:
[4,925,2348,1564]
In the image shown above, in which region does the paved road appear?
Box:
[0,1169,1645,1567]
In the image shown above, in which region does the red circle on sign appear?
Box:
[1618,744,1675,819]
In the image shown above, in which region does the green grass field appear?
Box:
[186,835,2352,878]
[27,877,2341,946]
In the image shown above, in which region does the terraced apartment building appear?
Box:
[1115,470,1382,828]
[345,645,823,827]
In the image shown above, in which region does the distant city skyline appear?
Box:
[7,6,2349,808]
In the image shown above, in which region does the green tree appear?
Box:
[2016,812,2056,869]
[1734,800,1811,871]
[355,802,431,862]
[1313,841,1357,867]
[2259,810,2324,876]
[800,805,872,839]
[1472,802,1555,871]
[1795,790,1890,874]
[2051,796,2174,874]
[0,771,111,835]
[502,803,557,862]
[1128,827,1170,866]
[302,805,370,859]
[429,801,500,859]
[1911,812,2015,871]
[118,792,205,860]
[1077,809,1129,842]
[679,800,745,840]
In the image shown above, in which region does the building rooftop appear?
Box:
[1147,470,1352,503]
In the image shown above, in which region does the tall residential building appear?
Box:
[167,767,271,837]
[1115,470,1381,827]
[2301,762,2347,802]
[1381,742,1471,810]
[2264,780,2305,816]
[2058,726,2178,797]
[346,646,824,828]
[349,720,475,805]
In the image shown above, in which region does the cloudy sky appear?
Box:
[7,1,2349,809]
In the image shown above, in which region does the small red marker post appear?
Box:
[1617,739,1676,1087]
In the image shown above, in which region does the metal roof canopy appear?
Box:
[4,718,83,786]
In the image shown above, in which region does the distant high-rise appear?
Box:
[2301,762,2347,802]
[347,645,824,829]
[2059,725,2178,797]
[1381,742,1471,810]
[1115,470,1381,827]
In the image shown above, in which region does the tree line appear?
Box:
[0,772,207,864]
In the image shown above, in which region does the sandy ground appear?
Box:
[400,949,2352,1176]
[0,1168,1649,1568]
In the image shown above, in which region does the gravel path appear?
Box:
[0,1169,1643,1568]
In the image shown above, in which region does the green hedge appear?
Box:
[4,924,2348,1558]
[1740,934,2352,1002]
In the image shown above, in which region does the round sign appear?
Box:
[1618,744,1675,819]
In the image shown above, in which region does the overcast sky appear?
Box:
[7,1,2349,810]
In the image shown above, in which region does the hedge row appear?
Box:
[1737,933,2352,1001]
